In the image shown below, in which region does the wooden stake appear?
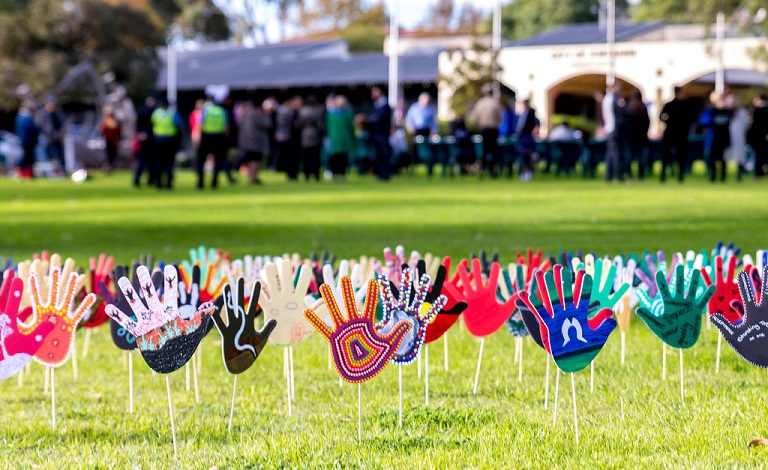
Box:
[71,336,78,381]
[44,363,49,394]
[129,352,134,413]
[289,346,295,401]
[50,367,56,429]
[82,328,92,359]
[514,336,520,363]
[553,367,561,425]
[425,344,429,407]
[196,343,202,375]
[185,362,191,392]
[357,383,362,440]
[17,365,23,387]
[166,375,178,458]
[284,348,292,417]
[472,338,485,395]
[662,343,667,380]
[327,347,332,370]
[228,375,238,433]
[122,350,127,371]
[544,355,550,410]
[398,365,403,427]
[679,348,684,406]
[571,372,579,444]
[193,353,200,404]
[518,337,523,382]
[715,333,722,373]
[590,361,595,393]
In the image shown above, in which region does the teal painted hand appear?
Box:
[636,265,715,349]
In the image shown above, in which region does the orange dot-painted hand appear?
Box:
[27,267,96,367]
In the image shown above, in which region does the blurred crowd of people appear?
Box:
[9,82,768,186]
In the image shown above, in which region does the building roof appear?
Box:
[510,21,667,47]
[693,69,768,87]
[157,40,438,91]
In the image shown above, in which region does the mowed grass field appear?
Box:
[1,167,768,468]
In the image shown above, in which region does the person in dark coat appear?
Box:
[701,92,732,182]
[41,98,65,173]
[368,87,392,181]
[296,95,325,181]
[14,100,39,179]
[623,89,650,181]
[238,99,272,184]
[748,93,768,178]
[134,96,156,187]
[275,96,302,180]
[660,86,693,183]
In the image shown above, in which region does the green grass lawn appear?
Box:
[1,168,768,468]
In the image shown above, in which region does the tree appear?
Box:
[419,0,456,34]
[631,0,742,23]
[439,42,502,119]
[456,4,485,34]
[498,0,629,40]
[0,0,165,110]
[340,1,388,52]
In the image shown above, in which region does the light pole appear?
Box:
[492,0,502,98]
[606,0,616,87]
[715,11,725,95]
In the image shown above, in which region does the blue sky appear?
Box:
[399,0,498,29]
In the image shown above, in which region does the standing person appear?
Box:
[134,96,157,187]
[263,97,279,170]
[196,96,229,189]
[222,96,238,184]
[325,95,356,182]
[514,99,539,181]
[470,84,503,177]
[660,86,693,183]
[602,83,625,182]
[368,86,393,181]
[151,99,184,189]
[237,99,272,184]
[726,94,749,181]
[623,90,650,181]
[189,99,204,155]
[14,100,39,179]
[748,93,768,178]
[701,92,732,182]
[99,105,121,174]
[41,98,65,174]
[405,92,438,175]
[296,95,325,182]
[275,97,301,180]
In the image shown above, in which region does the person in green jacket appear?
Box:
[325,95,356,182]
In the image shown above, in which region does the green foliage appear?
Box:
[631,0,742,23]
[550,113,596,134]
[439,43,502,119]
[1,171,768,467]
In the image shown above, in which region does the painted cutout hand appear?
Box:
[376,265,446,364]
[212,278,276,374]
[636,264,715,349]
[516,267,617,373]
[259,260,315,345]
[700,255,743,324]
[423,258,467,344]
[303,277,411,383]
[0,271,55,379]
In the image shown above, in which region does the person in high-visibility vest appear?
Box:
[151,99,184,189]
[197,97,230,189]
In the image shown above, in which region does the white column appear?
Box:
[167,44,178,111]
[492,0,502,98]
[715,12,725,95]
[606,0,616,87]
[388,0,400,109]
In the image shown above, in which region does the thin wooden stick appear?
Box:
[518,337,523,382]
[590,361,595,393]
[17,365,23,387]
[51,367,56,429]
[71,336,78,381]
[327,347,332,370]
[472,338,485,395]
[193,353,200,404]
[166,375,178,458]
[571,372,579,444]
[284,348,292,417]
[553,367,561,425]
[443,333,449,372]
[544,354,550,410]
[417,351,422,379]
[289,346,295,401]
[44,363,49,394]
[514,336,520,363]
[196,343,202,375]
[662,343,667,380]
[715,333,722,373]
[228,375,238,432]
[680,348,684,406]
[621,332,626,366]
[185,362,191,392]
[357,383,362,440]
[129,352,134,413]
[82,328,92,359]
[398,365,403,427]
[425,344,430,407]
[122,350,127,371]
